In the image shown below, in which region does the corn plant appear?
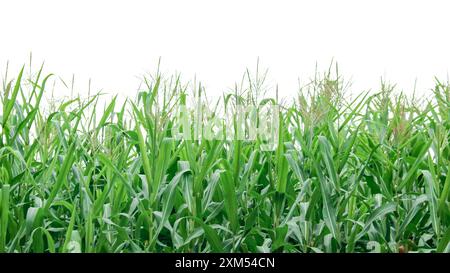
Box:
[0,63,449,253]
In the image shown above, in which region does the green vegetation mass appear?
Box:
[0,63,449,253]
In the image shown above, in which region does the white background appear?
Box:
[1,0,450,99]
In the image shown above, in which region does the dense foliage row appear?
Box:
[0,64,449,253]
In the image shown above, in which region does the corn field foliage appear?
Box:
[0,64,449,253]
